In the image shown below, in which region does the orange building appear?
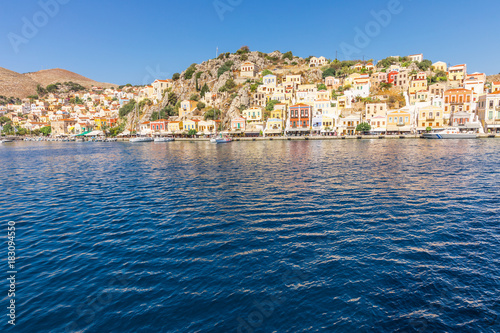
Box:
[287,103,311,134]
[444,89,474,115]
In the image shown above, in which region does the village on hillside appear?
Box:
[1,48,500,138]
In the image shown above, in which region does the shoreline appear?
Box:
[3,134,500,142]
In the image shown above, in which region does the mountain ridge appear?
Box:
[0,67,117,99]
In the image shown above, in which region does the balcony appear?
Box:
[397,122,406,126]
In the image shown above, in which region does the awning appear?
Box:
[286,128,310,132]
[486,124,500,128]
[74,131,92,137]
[264,129,282,134]
[371,128,386,132]
[85,130,104,136]
[117,130,131,136]
[465,122,482,129]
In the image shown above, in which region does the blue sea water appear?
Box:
[0,139,499,333]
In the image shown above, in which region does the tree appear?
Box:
[261,69,273,77]
[217,61,234,78]
[200,83,210,98]
[322,67,336,78]
[282,51,293,61]
[266,99,280,112]
[46,84,58,93]
[356,122,371,133]
[0,116,10,126]
[417,59,433,71]
[380,82,392,90]
[187,129,198,137]
[224,79,236,91]
[40,126,52,136]
[167,92,178,106]
[184,64,197,79]
[36,84,47,96]
[172,73,180,81]
[2,122,13,134]
[160,105,175,117]
[197,102,206,110]
[317,83,327,91]
[236,46,250,54]
[119,100,136,118]
[426,127,432,133]
[204,108,221,120]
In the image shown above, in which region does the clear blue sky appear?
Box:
[0,0,498,85]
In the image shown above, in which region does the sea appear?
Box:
[0,139,498,332]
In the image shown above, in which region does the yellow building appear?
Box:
[432,61,447,72]
[179,100,198,118]
[448,64,467,87]
[242,107,262,122]
[409,79,428,94]
[94,117,106,130]
[417,105,444,132]
[183,119,199,132]
[387,108,412,133]
[167,121,183,134]
[264,118,283,136]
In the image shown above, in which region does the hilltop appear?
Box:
[0,67,117,99]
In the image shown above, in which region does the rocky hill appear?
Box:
[486,74,500,83]
[0,67,117,98]
[160,49,310,126]
[0,67,39,99]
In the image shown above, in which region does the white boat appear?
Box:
[129,136,153,143]
[154,137,174,142]
[210,136,232,144]
[0,139,14,143]
[422,127,477,139]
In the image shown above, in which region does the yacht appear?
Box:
[154,136,174,142]
[129,136,153,143]
[423,127,477,139]
[0,139,14,143]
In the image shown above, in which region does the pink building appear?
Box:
[150,119,169,132]
[231,116,246,131]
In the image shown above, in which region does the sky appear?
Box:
[0,0,498,85]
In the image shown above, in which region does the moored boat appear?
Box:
[210,136,232,144]
[154,137,174,142]
[422,127,477,139]
[129,136,153,143]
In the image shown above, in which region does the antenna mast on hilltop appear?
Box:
[216,47,218,58]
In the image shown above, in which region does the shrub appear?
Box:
[261,69,273,77]
[184,64,197,79]
[217,61,234,78]
[282,51,293,60]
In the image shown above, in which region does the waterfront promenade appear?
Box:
[3,134,500,142]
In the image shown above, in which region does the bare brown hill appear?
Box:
[24,68,116,90]
[0,67,117,99]
[0,67,38,99]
